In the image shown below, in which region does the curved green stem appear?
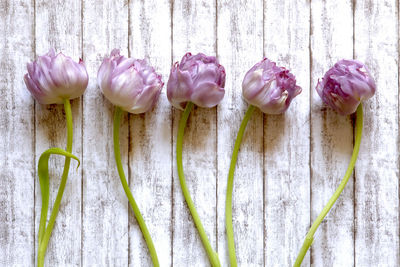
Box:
[113,106,159,267]
[176,102,221,267]
[294,104,363,267]
[225,105,256,267]
[38,98,74,267]
[37,148,80,242]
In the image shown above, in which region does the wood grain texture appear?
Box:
[0,0,35,265]
[34,0,83,265]
[310,0,355,266]
[128,0,172,265]
[1,0,400,266]
[172,0,218,266]
[81,0,129,266]
[354,0,399,266]
[263,0,310,266]
[216,0,264,266]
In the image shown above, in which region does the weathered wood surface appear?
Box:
[34,0,83,265]
[354,0,399,266]
[310,1,355,266]
[264,1,310,266]
[172,1,217,266]
[0,0,399,266]
[129,0,172,265]
[0,0,35,266]
[217,0,264,266]
[82,0,129,266]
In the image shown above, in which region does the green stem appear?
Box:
[176,102,221,267]
[38,99,74,267]
[293,104,363,267]
[37,146,80,258]
[113,106,159,267]
[225,105,256,267]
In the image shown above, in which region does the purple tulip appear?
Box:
[167,52,226,109]
[242,58,302,114]
[24,49,88,104]
[97,49,163,114]
[316,59,376,115]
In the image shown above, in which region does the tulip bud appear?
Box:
[167,52,226,109]
[97,49,163,114]
[242,58,302,114]
[24,49,88,104]
[316,59,376,115]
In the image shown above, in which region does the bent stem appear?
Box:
[37,147,80,259]
[176,102,221,267]
[37,98,74,267]
[293,104,363,267]
[225,105,256,267]
[113,106,159,267]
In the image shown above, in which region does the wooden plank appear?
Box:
[34,0,82,265]
[2,1,400,266]
[263,0,311,266]
[0,0,35,265]
[354,0,399,266]
[128,0,172,266]
[309,1,355,266]
[172,0,218,265]
[81,0,129,266]
[216,0,264,266]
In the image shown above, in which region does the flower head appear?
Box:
[167,52,225,109]
[242,58,302,114]
[316,59,376,115]
[24,49,88,104]
[97,49,163,114]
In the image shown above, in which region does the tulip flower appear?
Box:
[294,60,376,267]
[316,59,376,115]
[226,58,301,267]
[98,49,162,113]
[167,52,225,109]
[98,49,163,266]
[242,58,302,114]
[167,52,225,267]
[24,49,88,104]
[24,49,87,267]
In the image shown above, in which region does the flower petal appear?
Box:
[191,82,225,108]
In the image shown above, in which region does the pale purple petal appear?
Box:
[112,57,135,78]
[167,67,194,109]
[127,84,162,113]
[46,48,56,57]
[167,53,226,109]
[23,49,88,104]
[316,59,376,115]
[242,69,266,100]
[97,58,114,92]
[191,82,225,108]
[97,49,163,114]
[242,58,301,114]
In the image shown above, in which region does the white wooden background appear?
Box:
[0,0,399,266]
